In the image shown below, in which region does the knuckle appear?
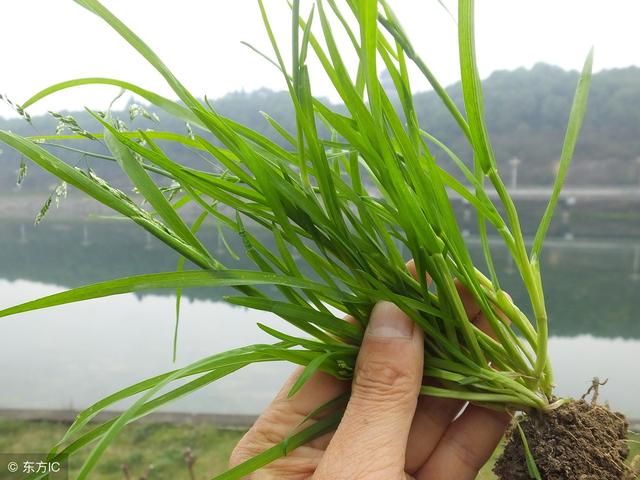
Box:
[229,401,302,469]
[228,416,285,469]
[229,438,252,469]
[316,453,402,480]
[352,358,416,403]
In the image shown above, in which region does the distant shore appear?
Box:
[1,407,638,431]
[0,408,257,429]
[0,193,202,221]
[2,410,638,480]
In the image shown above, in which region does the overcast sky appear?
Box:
[1,1,638,119]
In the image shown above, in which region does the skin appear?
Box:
[230,263,511,479]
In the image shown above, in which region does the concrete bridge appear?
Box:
[490,156,640,201]
[484,186,640,201]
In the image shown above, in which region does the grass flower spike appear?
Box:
[2,1,625,479]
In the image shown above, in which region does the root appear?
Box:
[494,399,634,480]
[580,376,609,405]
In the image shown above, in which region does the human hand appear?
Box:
[230,280,510,479]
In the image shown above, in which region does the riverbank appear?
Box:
[1,407,638,430]
[0,408,257,430]
[3,193,640,238]
[1,411,638,479]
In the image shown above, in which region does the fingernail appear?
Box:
[366,301,414,338]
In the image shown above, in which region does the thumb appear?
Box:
[316,302,424,479]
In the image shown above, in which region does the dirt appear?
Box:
[493,399,635,480]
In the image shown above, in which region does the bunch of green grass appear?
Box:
[0,0,592,478]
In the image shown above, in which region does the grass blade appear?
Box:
[0,270,355,320]
[101,121,212,262]
[458,0,495,173]
[23,77,204,128]
[517,421,543,480]
[288,351,335,398]
[531,48,594,260]
[213,410,343,480]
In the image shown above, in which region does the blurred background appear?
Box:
[1,1,639,478]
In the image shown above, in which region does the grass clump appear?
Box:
[0,0,606,478]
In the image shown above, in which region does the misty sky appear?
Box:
[1,0,638,119]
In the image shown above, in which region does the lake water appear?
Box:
[0,218,639,417]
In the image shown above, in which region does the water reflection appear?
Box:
[0,219,638,416]
[0,280,637,416]
[1,219,638,338]
[0,281,294,414]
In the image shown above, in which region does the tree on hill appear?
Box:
[2,64,640,194]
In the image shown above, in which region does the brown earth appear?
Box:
[493,400,635,480]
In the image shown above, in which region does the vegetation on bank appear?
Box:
[2,64,640,194]
[1,217,639,340]
[1,418,638,479]
[0,418,239,479]
[0,0,633,477]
